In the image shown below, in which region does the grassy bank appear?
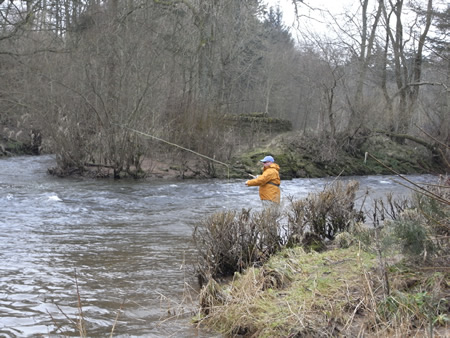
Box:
[192,177,449,337]
[195,246,448,337]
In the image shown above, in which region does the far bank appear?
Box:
[1,123,448,180]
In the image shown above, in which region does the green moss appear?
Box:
[3,140,32,155]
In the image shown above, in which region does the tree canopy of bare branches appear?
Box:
[0,0,447,175]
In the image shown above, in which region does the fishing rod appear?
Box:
[115,124,231,179]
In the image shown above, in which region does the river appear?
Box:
[0,155,438,337]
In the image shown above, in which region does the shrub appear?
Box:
[192,208,281,284]
[381,176,449,264]
[285,180,363,244]
[388,210,436,260]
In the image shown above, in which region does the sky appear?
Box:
[263,0,448,42]
[262,0,357,38]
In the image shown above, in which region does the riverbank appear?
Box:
[192,177,449,337]
[2,130,448,180]
[228,131,448,180]
[195,245,449,337]
[123,131,449,180]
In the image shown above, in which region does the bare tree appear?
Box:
[350,0,383,132]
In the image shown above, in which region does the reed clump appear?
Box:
[193,180,364,285]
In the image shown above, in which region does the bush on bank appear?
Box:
[192,177,449,337]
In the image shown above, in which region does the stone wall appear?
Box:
[224,112,292,135]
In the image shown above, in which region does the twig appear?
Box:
[415,124,450,150]
[54,302,78,326]
[329,169,346,186]
[75,269,86,337]
[286,300,306,330]
[414,182,450,189]
[374,225,390,298]
[343,298,365,331]
[110,299,125,338]
[46,309,67,333]
[392,179,449,205]
[359,188,369,214]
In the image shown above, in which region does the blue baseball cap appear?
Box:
[260,155,274,163]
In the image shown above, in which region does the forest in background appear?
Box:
[0,0,448,178]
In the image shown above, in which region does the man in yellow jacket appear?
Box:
[245,155,281,207]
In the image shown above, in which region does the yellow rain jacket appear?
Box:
[247,163,281,203]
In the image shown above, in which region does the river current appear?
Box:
[0,155,438,337]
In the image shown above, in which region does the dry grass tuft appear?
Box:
[199,278,229,316]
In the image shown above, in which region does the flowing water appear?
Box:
[0,155,438,337]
